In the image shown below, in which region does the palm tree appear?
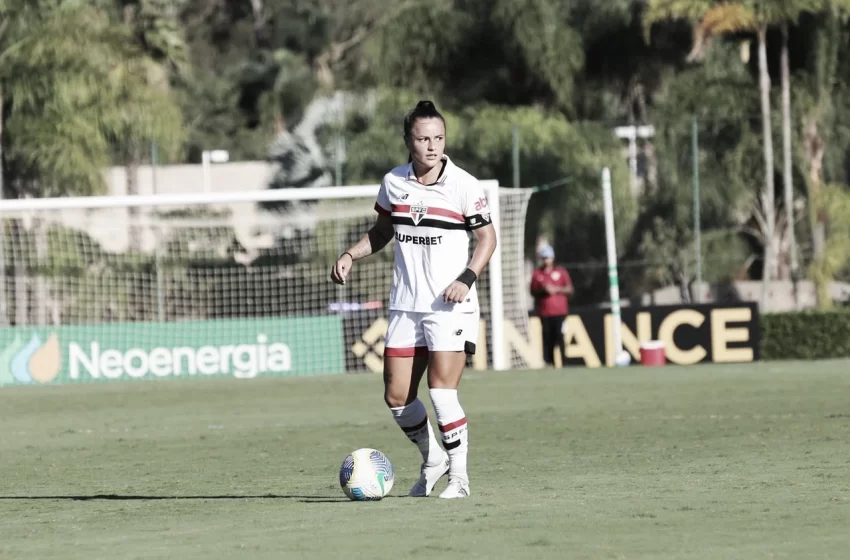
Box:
[103,0,188,250]
[0,1,125,325]
[0,1,187,325]
[645,2,773,300]
[644,1,820,310]
[773,0,840,307]
[780,20,799,305]
[718,0,850,307]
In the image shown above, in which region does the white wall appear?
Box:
[33,161,280,256]
[102,161,277,196]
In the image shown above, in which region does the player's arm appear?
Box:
[444,223,497,304]
[346,214,395,260]
[330,214,394,285]
[444,181,497,303]
[466,223,497,277]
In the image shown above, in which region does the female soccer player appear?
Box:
[330,100,497,499]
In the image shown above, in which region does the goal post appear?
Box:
[0,182,532,386]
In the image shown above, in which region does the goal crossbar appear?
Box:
[0,181,500,212]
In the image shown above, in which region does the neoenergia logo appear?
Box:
[0,332,293,384]
[0,333,62,385]
[68,335,291,380]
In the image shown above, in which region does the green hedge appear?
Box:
[761,309,850,360]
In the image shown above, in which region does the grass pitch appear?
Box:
[1,361,848,559]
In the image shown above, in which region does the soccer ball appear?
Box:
[339,448,395,501]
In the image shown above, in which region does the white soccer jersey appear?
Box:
[375,155,492,314]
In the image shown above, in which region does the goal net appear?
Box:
[0,184,533,386]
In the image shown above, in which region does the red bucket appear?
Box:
[639,341,666,366]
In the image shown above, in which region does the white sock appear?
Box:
[390,399,444,466]
[429,388,468,483]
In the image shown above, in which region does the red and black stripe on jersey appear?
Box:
[375,202,489,231]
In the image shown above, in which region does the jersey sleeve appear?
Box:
[375,177,391,217]
[461,179,491,230]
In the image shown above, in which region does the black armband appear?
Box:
[456,268,477,288]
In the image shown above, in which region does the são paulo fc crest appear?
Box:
[410,203,428,225]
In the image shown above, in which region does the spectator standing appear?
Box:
[530,244,573,367]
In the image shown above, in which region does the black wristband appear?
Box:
[341,251,354,261]
[456,268,477,288]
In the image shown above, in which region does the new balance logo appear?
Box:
[454,329,463,336]
[400,193,409,200]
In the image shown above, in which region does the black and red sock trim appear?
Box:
[439,417,467,450]
[400,415,429,436]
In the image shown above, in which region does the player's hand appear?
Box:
[331,254,353,285]
[443,281,470,304]
[545,284,557,295]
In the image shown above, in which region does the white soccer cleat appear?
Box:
[438,479,470,499]
[408,454,450,497]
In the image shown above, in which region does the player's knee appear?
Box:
[384,389,415,408]
[383,376,416,408]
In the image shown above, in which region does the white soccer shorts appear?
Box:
[384,310,479,357]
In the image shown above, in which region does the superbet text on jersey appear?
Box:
[375,155,491,314]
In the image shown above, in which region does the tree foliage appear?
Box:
[0,0,186,197]
[8,0,850,305]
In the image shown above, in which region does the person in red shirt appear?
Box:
[530,244,574,367]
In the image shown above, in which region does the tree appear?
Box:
[793,1,850,306]
[235,47,316,136]
[354,0,586,114]
[810,182,850,306]
[768,0,844,307]
[629,40,762,300]
[0,0,119,326]
[0,1,188,325]
[101,0,188,249]
[645,1,813,312]
[0,1,123,197]
[779,17,805,306]
[313,0,439,91]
